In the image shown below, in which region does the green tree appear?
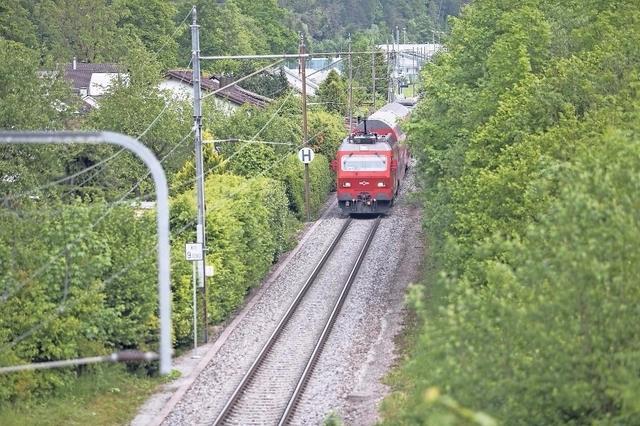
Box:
[32,0,125,62]
[83,42,192,198]
[0,39,74,197]
[384,0,640,423]
[113,0,180,69]
[0,0,38,49]
[315,70,348,115]
[232,0,297,53]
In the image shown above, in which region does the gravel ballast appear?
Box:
[133,166,424,426]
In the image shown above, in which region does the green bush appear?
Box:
[170,174,291,341]
[386,0,640,424]
[276,153,333,220]
[0,203,156,402]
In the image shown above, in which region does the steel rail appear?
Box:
[212,218,353,425]
[278,216,382,425]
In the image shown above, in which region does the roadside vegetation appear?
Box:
[0,0,341,422]
[0,0,467,423]
[383,0,640,424]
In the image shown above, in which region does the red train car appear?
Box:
[332,101,412,215]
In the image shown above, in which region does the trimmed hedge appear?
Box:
[276,153,333,220]
[0,173,292,401]
[170,174,291,343]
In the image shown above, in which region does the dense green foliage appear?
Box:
[315,70,349,115]
[171,174,292,340]
[205,93,338,219]
[0,171,292,402]
[0,203,157,402]
[384,0,640,424]
[0,39,75,196]
[0,0,409,411]
[280,0,466,45]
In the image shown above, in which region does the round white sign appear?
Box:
[298,147,315,164]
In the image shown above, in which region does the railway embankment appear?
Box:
[133,165,423,425]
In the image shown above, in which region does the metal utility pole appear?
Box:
[412,46,416,96]
[371,46,376,110]
[395,26,400,97]
[300,33,311,222]
[348,34,353,132]
[191,6,208,343]
[386,37,391,102]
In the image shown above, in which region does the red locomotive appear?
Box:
[332,101,412,215]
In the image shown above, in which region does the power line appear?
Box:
[0,128,195,305]
[170,90,296,195]
[0,136,306,365]
[151,7,193,60]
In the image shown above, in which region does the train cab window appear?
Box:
[341,155,387,171]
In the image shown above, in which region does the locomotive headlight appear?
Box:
[377,182,386,188]
[343,182,351,188]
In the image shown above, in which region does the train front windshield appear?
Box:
[341,155,387,171]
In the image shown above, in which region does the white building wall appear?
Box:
[158,79,238,116]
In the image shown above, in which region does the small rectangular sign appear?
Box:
[185,243,203,261]
[205,265,215,277]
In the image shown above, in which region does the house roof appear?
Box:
[64,62,124,91]
[165,70,272,108]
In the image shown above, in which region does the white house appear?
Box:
[63,58,127,109]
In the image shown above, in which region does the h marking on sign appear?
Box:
[298,147,315,164]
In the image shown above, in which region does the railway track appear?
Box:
[213,216,382,425]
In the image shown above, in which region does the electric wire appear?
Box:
[0,135,307,367]
[169,90,296,196]
[152,7,193,60]
[0,128,195,306]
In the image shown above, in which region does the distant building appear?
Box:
[377,43,442,84]
[63,58,127,109]
[282,57,342,97]
[160,70,272,115]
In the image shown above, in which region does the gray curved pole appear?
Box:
[0,131,172,375]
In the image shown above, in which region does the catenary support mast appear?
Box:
[191,6,208,342]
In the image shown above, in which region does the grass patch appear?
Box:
[379,303,421,424]
[379,245,432,424]
[0,364,162,426]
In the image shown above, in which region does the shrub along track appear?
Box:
[136,164,423,426]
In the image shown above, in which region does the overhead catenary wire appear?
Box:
[169,89,296,195]
[0,134,309,369]
[0,127,195,305]
[204,139,296,146]
[201,59,285,101]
